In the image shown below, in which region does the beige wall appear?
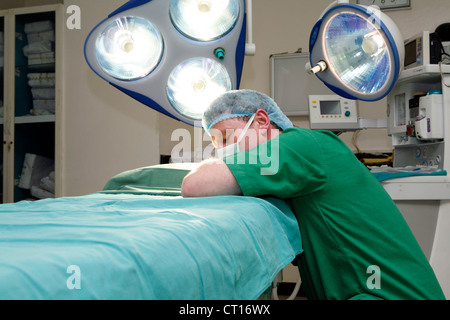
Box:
[62,0,160,196]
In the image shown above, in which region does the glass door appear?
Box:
[0,14,4,203]
[14,10,56,202]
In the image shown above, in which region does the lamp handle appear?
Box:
[245,0,256,55]
[306,60,328,74]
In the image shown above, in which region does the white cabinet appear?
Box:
[384,65,450,297]
[0,4,63,203]
[387,65,449,169]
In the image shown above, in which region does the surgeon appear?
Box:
[181,89,445,300]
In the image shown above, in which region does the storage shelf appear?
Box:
[398,64,450,84]
[0,5,62,203]
[382,176,450,201]
[0,115,55,125]
[27,63,55,72]
[15,115,55,124]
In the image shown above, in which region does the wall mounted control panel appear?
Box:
[309,95,359,130]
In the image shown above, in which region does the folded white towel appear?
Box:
[32,99,55,113]
[24,20,54,34]
[30,109,54,116]
[27,30,54,43]
[40,174,55,194]
[27,52,55,65]
[31,185,54,199]
[23,41,54,57]
[19,153,54,190]
[28,73,56,87]
[31,88,55,100]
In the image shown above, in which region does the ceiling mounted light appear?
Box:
[84,0,247,126]
[308,1,404,101]
[170,0,240,42]
[167,57,232,120]
[95,16,164,81]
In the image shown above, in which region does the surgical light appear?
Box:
[166,57,232,120]
[308,0,405,101]
[170,0,240,42]
[95,16,164,81]
[84,0,247,126]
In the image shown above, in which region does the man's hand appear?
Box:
[181,159,242,198]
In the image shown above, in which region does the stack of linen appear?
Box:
[23,20,55,66]
[18,153,55,199]
[31,171,55,199]
[22,20,55,115]
[27,72,55,115]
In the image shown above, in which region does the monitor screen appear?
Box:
[320,100,341,115]
[404,40,417,67]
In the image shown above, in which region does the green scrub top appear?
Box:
[225,128,445,300]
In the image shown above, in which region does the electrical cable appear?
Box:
[271,274,302,300]
[440,61,450,88]
[438,38,450,88]
[352,130,362,154]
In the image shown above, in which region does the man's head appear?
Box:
[202,90,293,152]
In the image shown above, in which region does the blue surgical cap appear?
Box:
[202,89,294,134]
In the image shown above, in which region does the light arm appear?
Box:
[181,159,242,198]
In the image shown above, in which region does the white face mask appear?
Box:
[215,114,256,159]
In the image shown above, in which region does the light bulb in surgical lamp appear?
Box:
[309,3,404,101]
[95,16,164,81]
[170,0,240,41]
[362,31,385,57]
[166,57,232,120]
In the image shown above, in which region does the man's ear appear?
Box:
[254,109,271,130]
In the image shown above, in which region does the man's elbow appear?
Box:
[181,176,198,198]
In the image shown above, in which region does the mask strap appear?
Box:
[237,114,256,142]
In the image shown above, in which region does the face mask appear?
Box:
[216,114,256,159]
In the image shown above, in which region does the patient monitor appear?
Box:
[309,95,359,130]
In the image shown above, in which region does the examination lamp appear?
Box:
[84,0,248,126]
[308,0,405,101]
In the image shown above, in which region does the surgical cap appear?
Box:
[202,89,294,134]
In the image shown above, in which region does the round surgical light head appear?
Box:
[166,57,232,120]
[309,4,404,101]
[169,0,240,42]
[95,16,164,81]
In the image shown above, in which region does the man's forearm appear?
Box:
[181,159,242,198]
